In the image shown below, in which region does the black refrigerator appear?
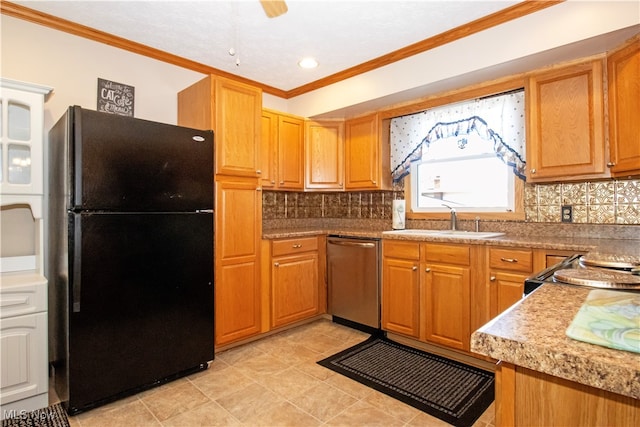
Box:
[47,106,214,415]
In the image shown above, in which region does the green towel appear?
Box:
[566,289,640,353]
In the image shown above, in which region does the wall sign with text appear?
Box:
[97,78,134,116]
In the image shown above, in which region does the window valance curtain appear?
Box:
[390,90,526,182]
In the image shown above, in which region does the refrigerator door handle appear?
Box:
[73,215,82,312]
[196,209,214,214]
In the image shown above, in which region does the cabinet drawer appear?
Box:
[424,243,470,266]
[383,240,420,260]
[489,248,533,273]
[272,237,318,256]
[0,273,47,319]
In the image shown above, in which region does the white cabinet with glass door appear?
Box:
[1,79,52,198]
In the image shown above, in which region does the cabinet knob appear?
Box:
[530,168,536,174]
[274,262,280,267]
[372,180,377,185]
[256,187,262,191]
[256,170,262,175]
[271,180,276,184]
[280,181,284,185]
[412,266,418,271]
[607,162,615,167]
[490,276,496,281]
[425,267,431,272]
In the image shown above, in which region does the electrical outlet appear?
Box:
[561,205,573,223]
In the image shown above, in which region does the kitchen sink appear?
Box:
[382,229,505,239]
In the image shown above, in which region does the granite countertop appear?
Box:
[262,227,639,254]
[470,284,640,399]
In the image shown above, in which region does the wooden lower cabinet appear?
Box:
[423,263,470,350]
[496,362,640,427]
[269,236,321,328]
[382,240,478,352]
[382,254,420,338]
[215,176,262,347]
[488,247,534,319]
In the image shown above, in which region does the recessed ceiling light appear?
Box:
[298,57,319,69]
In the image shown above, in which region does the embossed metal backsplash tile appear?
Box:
[262,190,399,220]
[528,178,640,224]
[264,178,639,225]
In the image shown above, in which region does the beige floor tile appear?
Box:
[288,382,358,422]
[406,411,455,427]
[255,366,323,399]
[215,382,286,423]
[140,379,210,422]
[58,319,494,427]
[324,373,375,400]
[231,352,291,379]
[243,401,322,427]
[161,401,242,427]
[295,359,338,381]
[73,398,160,427]
[188,364,256,401]
[363,389,422,423]
[324,400,405,427]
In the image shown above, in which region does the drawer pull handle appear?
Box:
[292,244,302,248]
[501,257,518,263]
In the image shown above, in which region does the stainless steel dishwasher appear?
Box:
[327,235,381,332]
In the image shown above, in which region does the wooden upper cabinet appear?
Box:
[260,110,278,188]
[345,113,389,190]
[178,75,262,177]
[305,120,345,191]
[261,109,304,190]
[607,37,640,177]
[278,114,305,190]
[525,59,607,182]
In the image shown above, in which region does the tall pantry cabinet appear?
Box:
[0,78,52,417]
[178,75,263,347]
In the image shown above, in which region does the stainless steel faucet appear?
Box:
[442,203,457,230]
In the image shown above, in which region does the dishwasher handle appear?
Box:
[328,239,377,248]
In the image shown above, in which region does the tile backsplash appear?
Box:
[263,178,640,225]
[525,178,640,224]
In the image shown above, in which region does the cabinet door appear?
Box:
[345,114,380,190]
[215,177,262,346]
[277,114,305,190]
[260,110,278,189]
[305,120,344,190]
[526,60,607,181]
[178,76,262,178]
[0,312,48,404]
[423,263,470,350]
[489,271,526,319]
[607,39,640,176]
[382,257,420,338]
[271,252,319,327]
[214,77,262,177]
[0,85,47,195]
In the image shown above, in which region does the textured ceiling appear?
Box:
[14,0,520,92]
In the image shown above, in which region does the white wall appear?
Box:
[3,1,639,123]
[1,15,205,130]
[288,0,640,118]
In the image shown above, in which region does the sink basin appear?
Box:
[382,229,505,239]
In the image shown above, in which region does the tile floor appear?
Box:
[60,319,495,426]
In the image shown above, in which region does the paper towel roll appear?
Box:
[392,200,405,229]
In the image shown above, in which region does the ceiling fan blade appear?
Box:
[260,0,288,18]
